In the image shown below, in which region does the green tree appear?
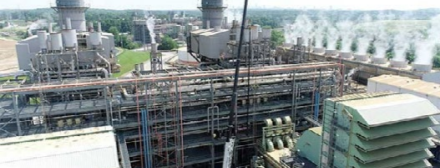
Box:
[108,26,120,37]
[158,36,178,50]
[271,30,284,49]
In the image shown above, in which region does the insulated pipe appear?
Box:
[97,22,102,32]
[66,18,72,30]
[96,52,112,75]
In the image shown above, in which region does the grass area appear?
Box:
[113,49,150,78]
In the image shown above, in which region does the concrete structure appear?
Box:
[321,93,439,168]
[0,126,119,168]
[198,0,227,29]
[52,0,89,32]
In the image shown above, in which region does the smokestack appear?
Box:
[48,23,53,33]
[66,18,72,30]
[88,22,94,32]
[97,22,102,32]
[207,20,211,29]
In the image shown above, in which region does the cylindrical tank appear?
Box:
[50,33,63,51]
[314,48,325,54]
[140,63,145,71]
[89,32,102,46]
[390,60,407,68]
[297,37,304,46]
[134,64,140,72]
[372,57,387,64]
[200,0,226,29]
[412,64,433,72]
[251,25,259,40]
[340,52,353,59]
[283,116,293,133]
[97,22,102,32]
[354,54,369,62]
[262,28,272,39]
[37,31,48,50]
[62,29,78,48]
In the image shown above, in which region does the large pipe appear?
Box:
[96,52,112,75]
[66,18,72,30]
[97,22,102,32]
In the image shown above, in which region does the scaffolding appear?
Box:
[0,62,342,168]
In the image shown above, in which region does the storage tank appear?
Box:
[251,25,259,41]
[62,29,78,48]
[37,31,48,51]
[50,33,63,51]
[262,28,272,39]
[235,27,250,43]
[89,32,102,46]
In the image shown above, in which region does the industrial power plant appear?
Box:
[0,0,440,168]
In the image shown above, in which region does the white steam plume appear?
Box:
[283,15,314,46]
[326,24,339,50]
[415,15,440,65]
[313,19,328,48]
[392,23,411,62]
[147,16,156,44]
[355,15,374,55]
[337,21,355,52]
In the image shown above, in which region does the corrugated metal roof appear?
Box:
[350,149,433,168]
[0,126,119,168]
[370,75,440,97]
[343,94,440,127]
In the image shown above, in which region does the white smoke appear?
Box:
[392,23,411,62]
[28,19,48,35]
[326,24,339,50]
[337,21,355,52]
[146,16,156,44]
[355,15,374,55]
[414,15,440,65]
[372,21,389,58]
[314,19,328,48]
[283,15,314,46]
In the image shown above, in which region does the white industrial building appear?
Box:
[368,75,440,133]
[15,0,118,82]
[0,126,119,168]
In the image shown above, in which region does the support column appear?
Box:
[104,88,110,125]
[12,93,22,136]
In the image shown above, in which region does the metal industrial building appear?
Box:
[320,93,438,168]
[0,126,119,168]
[15,0,118,82]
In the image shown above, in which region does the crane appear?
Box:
[223,0,249,168]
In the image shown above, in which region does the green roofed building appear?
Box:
[320,92,440,168]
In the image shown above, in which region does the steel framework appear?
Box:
[0,62,342,168]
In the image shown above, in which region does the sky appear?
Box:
[1,0,440,10]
